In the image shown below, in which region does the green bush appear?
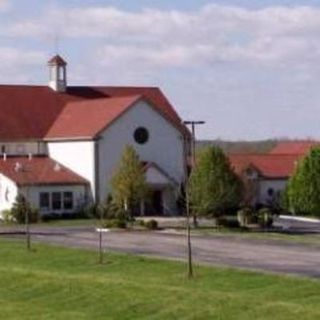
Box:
[1,209,14,222]
[137,219,145,227]
[10,194,39,224]
[257,208,274,228]
[216,216,240,228]
[104,219,127,229]
[145,219,158,230]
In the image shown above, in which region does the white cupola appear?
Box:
[48,54,67,92]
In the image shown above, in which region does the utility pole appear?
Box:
[182,120,205,278]
[183,121,205,227]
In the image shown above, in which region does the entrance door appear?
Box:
[152,190,163,215]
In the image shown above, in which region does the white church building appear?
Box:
[0,55,190,217]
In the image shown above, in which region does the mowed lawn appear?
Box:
[0,240,319,320]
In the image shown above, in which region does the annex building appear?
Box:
[228,141,319,207]
[0,55,190,217]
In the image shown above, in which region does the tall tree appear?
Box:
[286,147,320,217]
[111,145,149,219]
[188,146,243,217]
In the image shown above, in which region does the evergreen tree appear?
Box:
[286,147,320,217]
[111,145,149,219]
[188,146,243,217]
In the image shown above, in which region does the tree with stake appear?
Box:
[188,146,243,221]
[111,145,149,220]
[286,147,320,217]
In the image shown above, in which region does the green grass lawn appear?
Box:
[0,240,319,319]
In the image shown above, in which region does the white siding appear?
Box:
[146,167,172,185]
[97,100,186,204]
[258,179,287,204]
[0,174,18,217]
[47,141,95,200]
[21,184,87,215]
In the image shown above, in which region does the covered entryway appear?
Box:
[141,162,178,216]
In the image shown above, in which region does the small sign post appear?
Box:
[96,228,110,264]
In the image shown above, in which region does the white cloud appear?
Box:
[0,47,46,83]
[3,4,320,69]
[0,0,10,12]
[0,47,45,67]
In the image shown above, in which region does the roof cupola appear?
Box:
[48,54,67,92]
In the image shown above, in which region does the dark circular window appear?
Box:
[134,127,149,144]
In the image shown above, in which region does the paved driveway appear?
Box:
[3,226,319,278]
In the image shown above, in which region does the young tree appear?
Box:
[286,147,320,217]
[111,145,149,219]
[188,146,243,218]
[11,193,38,224]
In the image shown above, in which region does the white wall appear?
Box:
[21,184,87,215]
[0,141,47,155]
[258,179,287,204]
[0,174,18,217]
[47,141,95,200]
[97,100,186,205]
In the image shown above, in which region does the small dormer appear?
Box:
[48,54,67,92]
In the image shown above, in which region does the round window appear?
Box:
[134,127,149,144]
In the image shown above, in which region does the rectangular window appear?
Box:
[63,192,73,210]
[39,192,50,209]
[52,192,62,210]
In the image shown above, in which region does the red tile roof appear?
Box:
[0,85,188,140]
[0,156,88,186]
[270,141,320,155]
[46,95,141,139]
[228,154,303,179]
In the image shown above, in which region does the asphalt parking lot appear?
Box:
[2,222,319,279]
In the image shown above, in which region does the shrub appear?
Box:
[145,219,158,230]
[257,207,274,228]
[137,219,145,227]
[77,204,100,219]
[104,219,127,229]
[1,209,14,222]
[216,216,240,228]
[10,194,39,224]
[237,207,253,227]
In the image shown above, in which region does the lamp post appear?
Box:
[183,121,205,227]
[182,120,205,278]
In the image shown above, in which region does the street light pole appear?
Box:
[183,121,205,227]
[182,120,205,278]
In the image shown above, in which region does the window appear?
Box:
[58,66,64,80]
[52,192,62,210]
[63,192,73,210]
[134,127,149,144]
[39,192,50,209]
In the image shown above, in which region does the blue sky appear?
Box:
[1,0,320,140]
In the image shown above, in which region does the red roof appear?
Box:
[0,85,188,140]
[270,141,320,155]
[0,156,88,186]
[46,96,141,139]
[228,154,303,179]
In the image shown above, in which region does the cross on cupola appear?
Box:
[48,54,67,92]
